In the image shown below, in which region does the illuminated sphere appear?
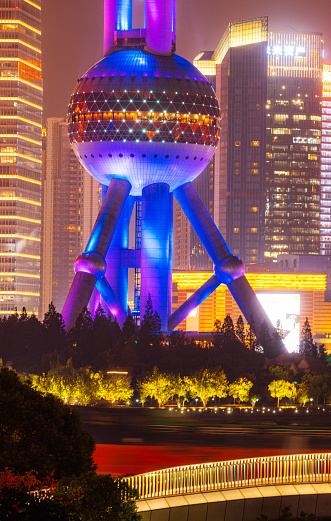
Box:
[68,50,220,195]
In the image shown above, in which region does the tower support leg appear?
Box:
[140,183,172,331]
[62,178,131,330]
[173,182,284,354]
[104,195,135,316]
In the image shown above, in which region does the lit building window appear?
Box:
[251,140,260,146]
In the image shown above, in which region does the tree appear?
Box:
[296,381,310,406]
[299,318,318,358]
[31,358,79,404]
[137,367,174,407]
[0,469,141,521]
[269,365,292,382]
[302,372,331,405]
[96,372,133,405]
[228,377,253,404]
[235,315,246,344]
[172,374,189,408]
[139,295,163,348]
[268,379,297,407]
[185,368,228,407]
[42,302,66,354]
[246,316,259,351]
[0,368,95,479]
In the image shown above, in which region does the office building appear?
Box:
[265,32,323,259]
[193,20,323,264]
[321,64,331,255]
[40,118,99,317]
[0,0,42,315]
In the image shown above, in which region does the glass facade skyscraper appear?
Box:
[321,65,331,255]
[192,22,324,266]
[265,32,323,259]
[0,0,42,315]
[0,0,43,315]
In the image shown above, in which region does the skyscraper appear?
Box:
[265,32,323,259]
[194,18,268,265]
[321,64,331,255]
[40,118,100,317]
[0,0,42,315]
[193,21,323,265]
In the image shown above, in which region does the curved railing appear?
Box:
[125,453,331,499]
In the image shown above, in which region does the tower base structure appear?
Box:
[62,180,284,357]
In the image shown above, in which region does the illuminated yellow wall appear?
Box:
[172,272,331,348]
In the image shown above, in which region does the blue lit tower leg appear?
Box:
[172,181,283,352]
[103,194,135,318]
[62,178,131,331]
[140,183,172,331]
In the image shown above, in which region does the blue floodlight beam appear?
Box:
[62,178,132,331]
[173,182,285,354]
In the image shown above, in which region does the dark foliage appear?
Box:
[0,368,95,479]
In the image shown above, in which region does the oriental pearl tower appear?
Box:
[62,0,283,356]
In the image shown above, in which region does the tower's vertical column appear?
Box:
[145,0,174,54]
[140,183,172,330]
[104,0,133,56]
[104,195,135,316]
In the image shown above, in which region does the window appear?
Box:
[234,228,239,233]
[251,228,258,233]
[251,140,260,146]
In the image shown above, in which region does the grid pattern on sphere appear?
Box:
[68,90,219,147]
[68,50,220,148]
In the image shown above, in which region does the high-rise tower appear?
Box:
[321,64,331,255]
[265,32,323,259]
[194,18,268,266]
[0,0,42,315]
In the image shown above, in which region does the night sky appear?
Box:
[42,0,331,122]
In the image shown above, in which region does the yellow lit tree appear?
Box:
[136,367,175,407]
[185,368,228,407]
[228,377,253,404]
[268,379,296,407]
[96,372,133,405]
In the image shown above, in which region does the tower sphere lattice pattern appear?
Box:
[68,50,220,195]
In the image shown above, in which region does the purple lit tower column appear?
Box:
[140,183,172,330]
[103,194,135,318]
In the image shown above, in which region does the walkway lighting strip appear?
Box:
[0,197,41,206]
[0,215,41,224]
[0,97,42,110]
[0,116,42,128]
[0,57,42,71]
[1,135,42,146]
[0,153,42,165]
[23,0,41,10]
[0,252,40,259]
[0,20,41,35]
[0,290,39,296]
[0,272,40,279]
[0,39,41,54]
[0,175,41,186]
[126,452,331,499]
[0,77,43,92]
[0,234,40,242]
[0,310,36,315]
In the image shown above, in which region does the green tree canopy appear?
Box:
[302,372,331,405]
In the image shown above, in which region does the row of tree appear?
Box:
[1,298,327,381]
[29,362,331,408]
